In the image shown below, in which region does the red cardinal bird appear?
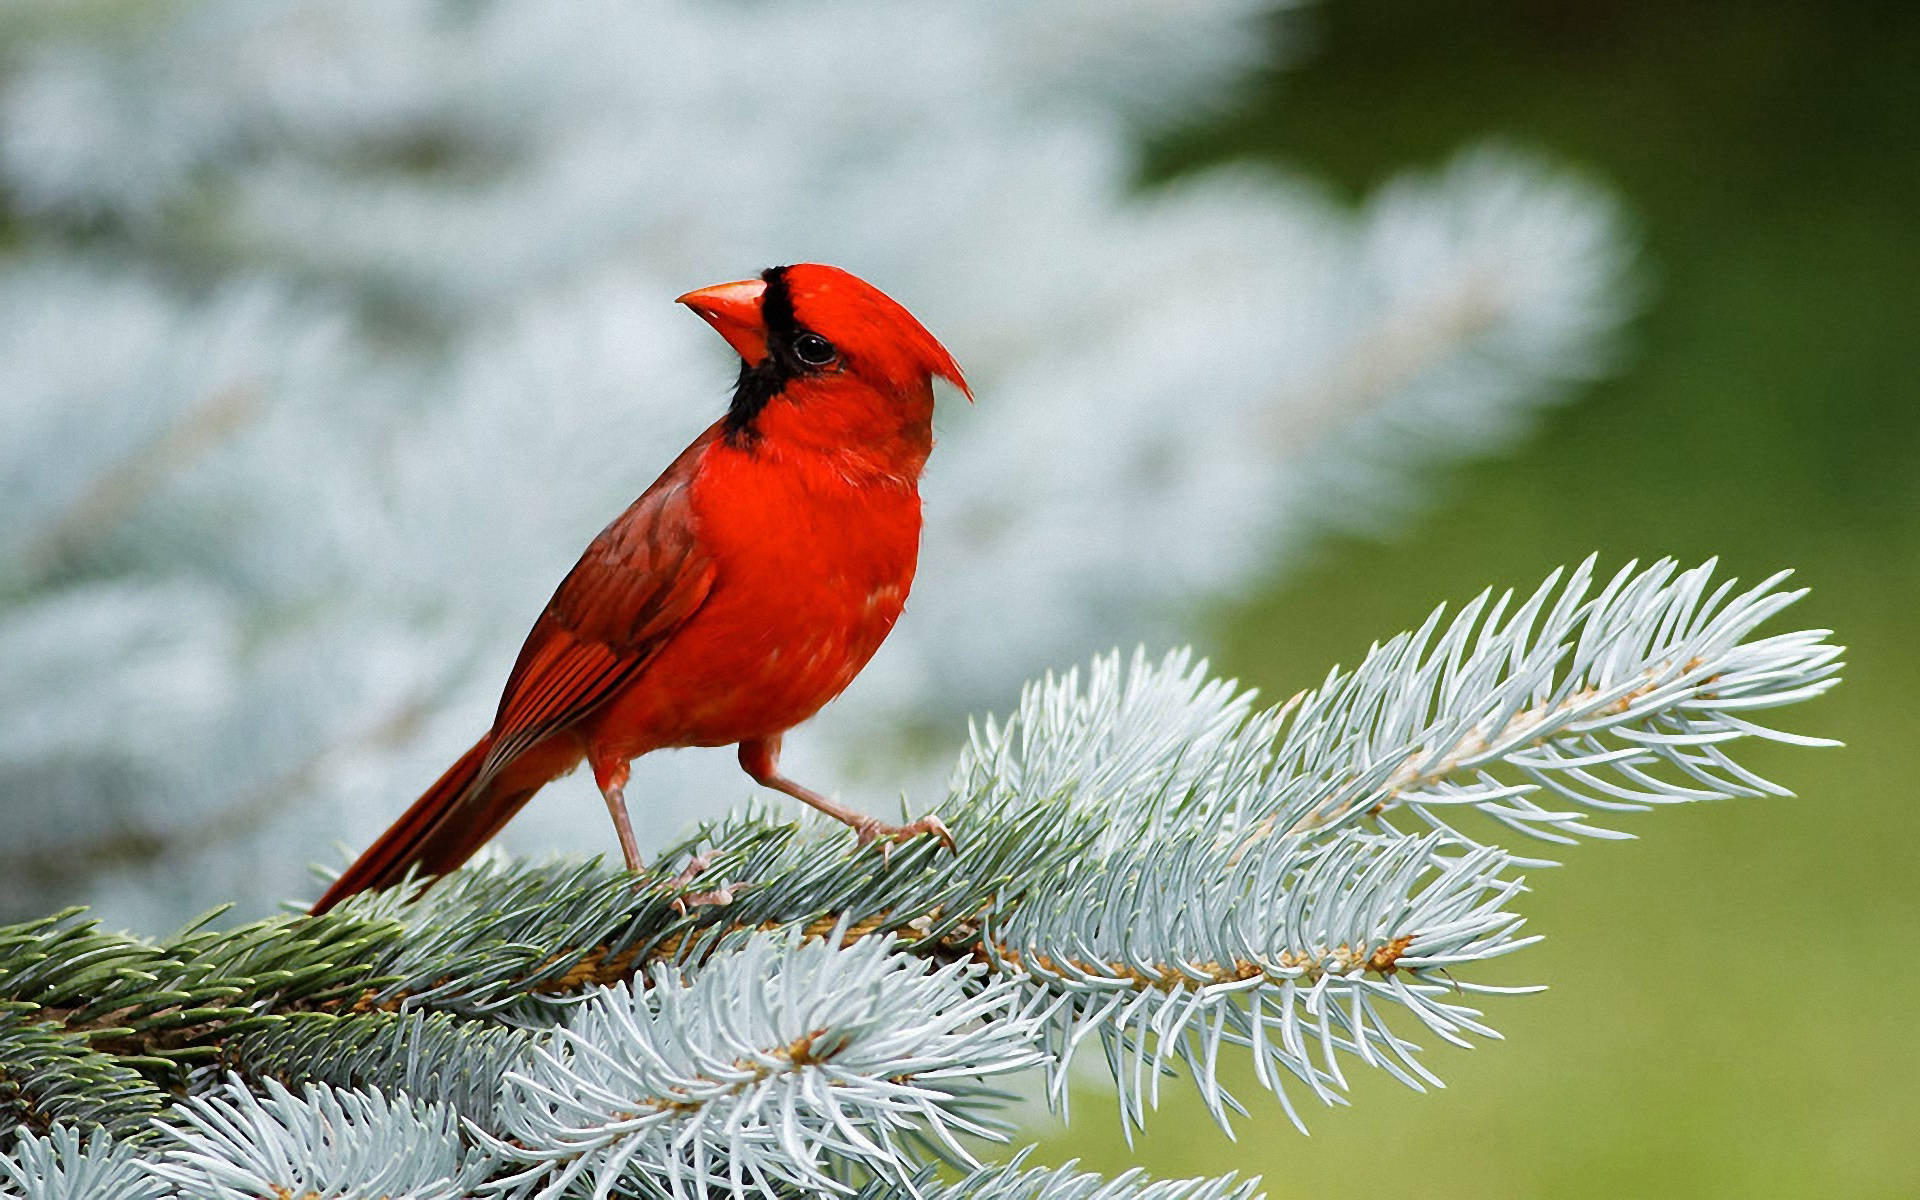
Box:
[310,264,966,915]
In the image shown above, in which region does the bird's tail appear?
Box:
[309,735,538,914]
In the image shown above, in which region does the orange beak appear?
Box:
[676,278,769,363]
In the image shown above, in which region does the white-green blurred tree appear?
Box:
[0,0,1634,929]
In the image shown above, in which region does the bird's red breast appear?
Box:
[580,432,920,756]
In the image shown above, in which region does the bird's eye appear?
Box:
[791,332,837,367]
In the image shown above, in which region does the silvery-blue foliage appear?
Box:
[880,1156,1263,1200]
[0,561,1841,1197]
[146,1077,494,1200]
[0,1,1633,933]
[484,931,1051,1198]
[0,1128,163,1200]
[958,559,1839,1135]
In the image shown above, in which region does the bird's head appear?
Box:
[678,264,967,469]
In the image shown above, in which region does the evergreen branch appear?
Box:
[0,1017,169,1143]
[948,646,1269,858]
[953,560,1839,881]
[0,558,1840,1193]
[0,911,180,1031]
[0,811,1059,1102]
[144,1077,496,1200]
[863,1154,1261,1200]
[0,906,401,1069]
[296,788,1085,1019]
[1244,556,1841,850]
[204,1010,536,1135]
[0,1127,165,1200]
[480,930,1052,1199]
[939,560,1836,1133]
[986,829,1532,1137]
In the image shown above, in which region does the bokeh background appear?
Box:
[1036,3,1917,1197]
[2,1,1914,1196]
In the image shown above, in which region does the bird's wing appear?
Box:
[480,430,720,774]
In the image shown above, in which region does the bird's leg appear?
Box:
[590,755,646,873]
[591,751,736,910]
[737,736,956,856]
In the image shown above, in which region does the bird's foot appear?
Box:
[663,849,745,915]
[671,881,741,914]
[664,849,717,890]
[853,814,956,863]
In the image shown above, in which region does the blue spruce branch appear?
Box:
[0,559,1840,1199]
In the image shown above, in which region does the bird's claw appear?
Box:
[670,880,741,915]
[853,814,956,863]
[664,850,716,891]
[660,849,746,914]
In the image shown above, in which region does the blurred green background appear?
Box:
[1038,2,1920,1196]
